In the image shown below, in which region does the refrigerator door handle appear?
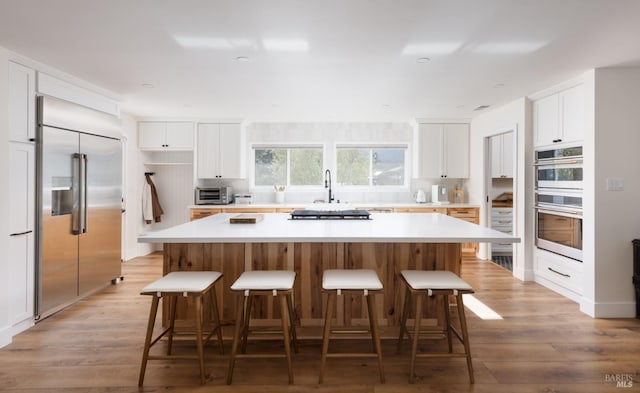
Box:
[81,153,88,234]
[72,153,83,235]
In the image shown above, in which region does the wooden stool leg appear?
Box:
[444,294,453,353]
[318,291,335,384]
[456,293,474,384]
[367,293,385,384]
[409,293,423,384]
[286,293,299,353]
[167,295,177,355]
[279,293,294,384]
[138,295,160,387]
[397,286,411,353]
[210,286,224,355]
[241,294,253,354]
[194,295,206,384]
[226,295,245,385]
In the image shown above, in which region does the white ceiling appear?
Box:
[1,0,640,122]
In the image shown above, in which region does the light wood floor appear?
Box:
[1,253,639,392]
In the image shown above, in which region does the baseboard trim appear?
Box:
[0,325,13,349]
[11,318,35,336]
[580,298,636,318]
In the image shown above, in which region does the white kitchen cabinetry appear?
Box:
[9,142,36,330]
[419,123,469,179]
[491,207,513,253]
[197,123,243,179]
[533,84,584,148]
[491,133,514,178]
[138,122,194,150]
[535,248,583,302]
[9,61,36,143]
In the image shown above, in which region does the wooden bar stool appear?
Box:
[226,270,298,384]
[319,269,385,384]
[397,270,475,384]
[138,271,224,386]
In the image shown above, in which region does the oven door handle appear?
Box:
[535,207,582,219]
[534,158,583,166]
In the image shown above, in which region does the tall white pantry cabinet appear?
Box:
[8,60,36,333]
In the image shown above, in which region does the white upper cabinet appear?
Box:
[491,132,514,178]
[197,123,243,179]
[138,122,194,150]
[534,84,584,148]
[419,123,469,179]
[9,61,36,143]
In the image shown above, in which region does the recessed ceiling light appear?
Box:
[141,83,154,88]
[382,104,392,109]
[494,83,505,88]
[416,57,431,63]
[456,105,465,109]
[236,56,249,62]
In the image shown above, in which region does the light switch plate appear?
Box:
[606,177,624,191]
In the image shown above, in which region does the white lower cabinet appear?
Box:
[9,142,36,330]
[491,207,513,253]
[534,248,583,301]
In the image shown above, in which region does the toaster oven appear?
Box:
[195,186,234,205]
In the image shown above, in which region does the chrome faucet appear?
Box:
[324,169,335,203]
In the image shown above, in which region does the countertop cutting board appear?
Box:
[229,213,264,224]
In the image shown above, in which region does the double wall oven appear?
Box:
[534,146,583,261]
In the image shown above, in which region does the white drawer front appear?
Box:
[535,250,582,294]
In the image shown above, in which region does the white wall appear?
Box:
[583,68,640,317]
[469,98,534,281]
[121,113,153,260]
[0,48,12,347]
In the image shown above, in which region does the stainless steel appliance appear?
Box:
[431,184,449,204]
[36,96,122,320]
[195,186,234,205]
[534,188,583,261]
[535,146,583,189]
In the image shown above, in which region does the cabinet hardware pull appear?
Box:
[10,230,33,236]
[548,267,570,277]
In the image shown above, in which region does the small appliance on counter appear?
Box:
[431,184,450,204]
[415,189,427,203]
[234,194,253,204]
[195,186,234,205]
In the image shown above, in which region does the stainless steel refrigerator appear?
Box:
[36,95,123,320]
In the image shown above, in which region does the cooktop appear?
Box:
[290,209,371,220]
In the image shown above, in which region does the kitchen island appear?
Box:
[138,212,518,330]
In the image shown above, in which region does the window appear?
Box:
[337,146,407,187]
[254,146,323,187]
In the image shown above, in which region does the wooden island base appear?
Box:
[163,242,461,331]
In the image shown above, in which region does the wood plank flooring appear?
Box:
[1,253,639,392]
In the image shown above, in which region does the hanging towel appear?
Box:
[143,174,164,223]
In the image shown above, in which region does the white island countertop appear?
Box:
[138,213,520,244]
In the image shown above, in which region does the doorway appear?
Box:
[486,130,515,271]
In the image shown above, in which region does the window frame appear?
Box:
[334,142,410,191]
[251,143,326,189]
